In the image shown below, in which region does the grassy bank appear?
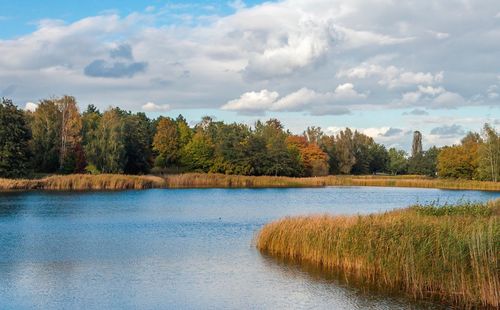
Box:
[1,173,498,191]
[256,200,500,308]
[164,173,500,191]
[0,174,166,190]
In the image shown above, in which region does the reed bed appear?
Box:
[1,173,498,191]
[164,173,500,191]
[163,173,329,188]
[0,174,166,191]
[256,200,500,308]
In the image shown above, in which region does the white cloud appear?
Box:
[0,0,498,118]
[221,89,279,113]
[431,91,466,108]
[333,25,415,49]
[222,83,366,115]
[24,102,38,112]
[417,85,445,96]
[141,102,171,112]
[338,63,444,89]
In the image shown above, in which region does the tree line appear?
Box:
[0,96,498,181]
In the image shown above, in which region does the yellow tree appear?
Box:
[153,117,179,168]
[57,96,83,172]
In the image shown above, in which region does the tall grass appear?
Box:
[256,199,500,308]
[1,173,499,191]
[164,173,500,191]
[0,174,166,190]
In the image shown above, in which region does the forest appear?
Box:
[0,96,498,181]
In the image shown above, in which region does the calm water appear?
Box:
[0,187,498,309]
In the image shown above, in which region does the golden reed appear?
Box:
[256,200,500,308]
[163,173,500,191]
[0,174,166,190]
[1,173,499,191]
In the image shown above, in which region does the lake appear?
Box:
[0,187,498,309]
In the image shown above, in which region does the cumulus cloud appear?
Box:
[221,90,279,114]
[222,83,366,115]
[0,0,497,119]
[142,102,171,112]
[430,91,466,109]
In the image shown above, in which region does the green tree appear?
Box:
[180,130,214,171]
[30,99,62,172]
[176,114,193,149]
[351,131,373,175]
[82,105,101,173]
[408,146,439,176]
[368,143,389,174]
[319,135,339,174]
[255,119,301,176]
[0,98,31,178]
[477,124,499,181]
[388,148,408,175]
[123,112,152,174]
[89,108,126,173]
[210,123,253,175]
[334,128,356,174]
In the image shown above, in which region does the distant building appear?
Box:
[412,131,423,157]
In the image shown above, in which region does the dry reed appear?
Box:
[164,173,500,191]
[1,173,499,191]
[0,174,166,191]
[256,199,500,308]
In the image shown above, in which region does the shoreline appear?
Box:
[0,173,499,191]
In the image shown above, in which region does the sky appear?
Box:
[0,0,499,151]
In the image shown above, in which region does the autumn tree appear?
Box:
[286,135,328,176]
[437,132,481,179]
[57,96,84,173]
[153,117,179,168]
[0,98,31,178]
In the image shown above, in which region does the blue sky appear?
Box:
[0,0,499,150]
[0,1,266,38]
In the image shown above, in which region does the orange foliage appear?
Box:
[286,135,329,176]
